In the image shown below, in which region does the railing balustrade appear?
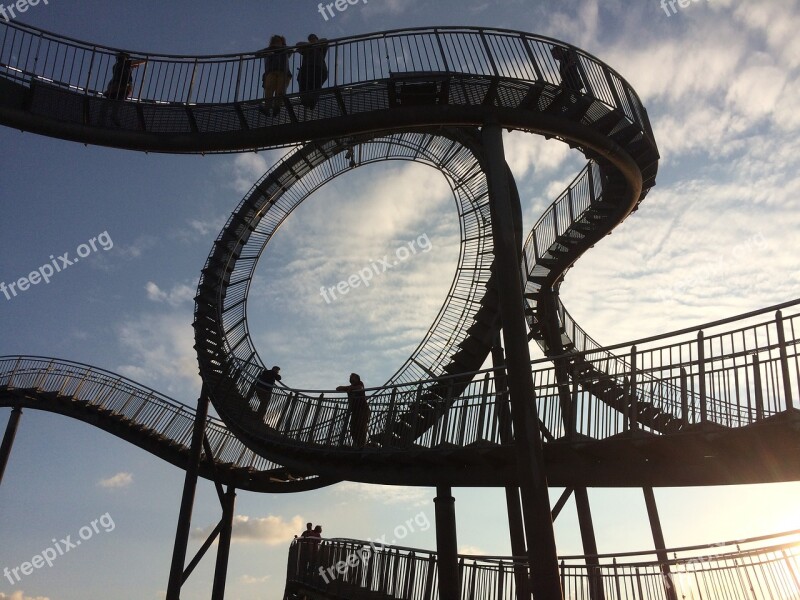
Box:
[0,356,282,472]
[222,300,800,449]
[286,531,800,600]
[0,20,653,143]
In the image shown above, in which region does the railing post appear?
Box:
[781,548,800,593]
[629,346,638,430]
[186,58,198,105]
[423,554,436,600]
[83,47,97,95]
[434,30,450,72]
[697,331,708,424]
[752,354,765,421]
[622,377,630,433]
[775,311,794,411]
[233,56,243,103]
[680,367,689,426]
[612,558,622,599]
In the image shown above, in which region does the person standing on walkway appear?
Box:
[260,35,293,117]
[296,34,329,111]
[255,365,281,420]
[337,373,370,447]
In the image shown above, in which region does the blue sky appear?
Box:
[1,0,800,599]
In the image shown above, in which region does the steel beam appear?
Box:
[643,487,678,600]
[482,121,562,599]
[434,485,461,600]
[167,388,211,600]
[0,406,22,487]
[212,487,237,599]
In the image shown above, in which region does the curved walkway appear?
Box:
[0,356,331,493]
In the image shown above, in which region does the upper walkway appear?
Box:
[0,20,656,160]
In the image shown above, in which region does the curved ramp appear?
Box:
[0,356,333,493]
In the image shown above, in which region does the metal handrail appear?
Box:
[286,530,800,600]
[0,356,286,473]
[214,301,799,445]
[0,20,653,142]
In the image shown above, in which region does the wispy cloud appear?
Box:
[98,472,133,489]
[334,482,432,507]
[192,514,304,545]
[240,574,271,585]
[115,311,200,399]
[145,281,195,307]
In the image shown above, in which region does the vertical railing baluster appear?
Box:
[186,58,198,104]
[630,346,638,431]
[698,331,708,424]
[775,310,794,411]
[233,55,243,103]
[680,367,689,426]
[752,354,764,421]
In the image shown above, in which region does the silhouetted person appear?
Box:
[337,373,369,447]
[296,522,314,574]
[550,45,585,92]
[255,365,281,420]
[308,525,323,572]
[296,34,329,110]
[260,35,293,117]
[104,51,144,125]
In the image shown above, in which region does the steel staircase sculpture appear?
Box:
[2,17,800,600]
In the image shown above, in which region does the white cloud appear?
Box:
[229,150,287,194]
[192,514,305,545]
[98,472,133,489]
[240,574,271,584]
[145,281,195,307]
[116,312,201,399]
[334,482,431,507]
[458,545,487,556]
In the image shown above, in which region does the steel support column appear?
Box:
[434,485,460,600]
[493,337,530,600]
[574,488,605,600]
[0,406,22,487]
[211,486,237,600]
[167,387,211,600]
[643,487,678,600]
[482,122,562,599]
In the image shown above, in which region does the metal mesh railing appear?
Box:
[0,21,654,144]
[0,355,287,472]
[286,530,800,600]
[208,301,800,447]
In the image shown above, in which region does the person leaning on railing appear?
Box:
[259,35,293,117]
[104,51,145,126]
[255,365,281,420]
[295,34,329,111]
[104,51,144,100]
[337,373,370,447]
